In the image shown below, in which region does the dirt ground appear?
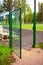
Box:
[11,48,43,65]
[11,29,43,65]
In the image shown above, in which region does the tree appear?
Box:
[3,0,12,11]
[13,0,21,9]
[0,1,4,12]
[18,0,20,8]
[38,2,43,22]
[14,0,18,9]
[41,3,43,21]
[21,0,26,22]
[13,0,26,23]
[24,4,33,23]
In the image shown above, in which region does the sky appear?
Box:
[26,0,43,12]
[0,0,3,5]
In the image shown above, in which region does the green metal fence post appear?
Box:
[9,11,12,48]
[33,0,36,47]
[20,8,22,58]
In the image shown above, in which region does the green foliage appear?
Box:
[26,4,32,14]
[3,0,12,11]
[24,4,33,23]
[35,43,43,49]
[0,43,13,65]
[28,13,33,22]
[38,2,43,22]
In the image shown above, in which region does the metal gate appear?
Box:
[11,8,22,58]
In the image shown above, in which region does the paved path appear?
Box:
[3,27,43,50]
[22,29,43,50]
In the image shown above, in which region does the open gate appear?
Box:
[0,8,22,58]
[11,8,22,58]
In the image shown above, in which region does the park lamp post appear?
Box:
[33,0,36,47]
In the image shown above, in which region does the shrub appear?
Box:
[35,43,43,49]
[0,43,13,65]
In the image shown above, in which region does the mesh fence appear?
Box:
[0,8,22,58]
[0,12,9,45]
[12,9,22,58]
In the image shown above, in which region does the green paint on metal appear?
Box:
[0,17,3,25]
[9,11,12,48]
[0,8,22,58]
[20,8,22,58]
[33,0,36,47]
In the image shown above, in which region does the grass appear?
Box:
[35,43,43,49]
[0,43,13,65]
[0,23,43,31]
[22,24,43,31]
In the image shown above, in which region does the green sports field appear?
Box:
[22,24,43,31]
